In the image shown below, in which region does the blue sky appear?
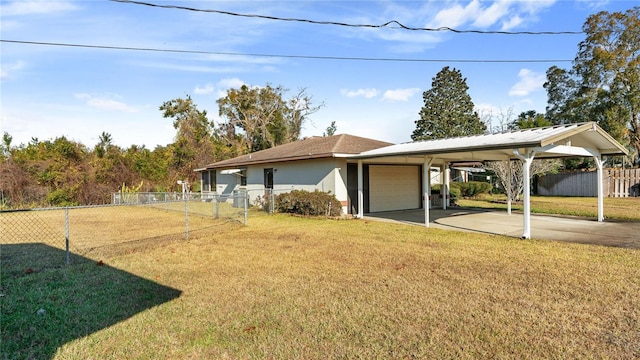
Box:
[1,0,636,149]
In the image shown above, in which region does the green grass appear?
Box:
[457,194,640,221]
[2,209,639,359]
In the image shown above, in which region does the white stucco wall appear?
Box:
[215,158,349,212]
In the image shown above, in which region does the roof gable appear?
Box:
[199,134,392,170]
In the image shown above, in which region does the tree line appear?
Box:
[0,86,322,208]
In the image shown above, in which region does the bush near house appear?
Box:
[275,190,342,217]
[456,181,492,197]
[433,181,491,203]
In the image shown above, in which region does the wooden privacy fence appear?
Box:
[537,169,640,197]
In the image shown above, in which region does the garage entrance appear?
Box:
[369,165,421,212]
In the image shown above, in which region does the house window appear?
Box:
[201,170,216,192]
[264,168,274,189]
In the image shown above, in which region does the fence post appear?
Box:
[215,194,220,219]
[65,207,70,265]
[244,191,248,225]
[185,198,189,240]
[270,190,275,214]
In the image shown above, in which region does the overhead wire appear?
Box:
[109,0,584,36]
[0,39,574,63]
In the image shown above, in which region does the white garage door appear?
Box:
[369,165,420,212]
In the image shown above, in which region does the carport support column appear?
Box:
[594,154,604,222]
[513,149,535,239]
[424,157,434,227]
[441,163,449,210]
[505,160,512,215]
[357,160,364,219]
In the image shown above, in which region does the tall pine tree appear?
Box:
[412,66,485,141]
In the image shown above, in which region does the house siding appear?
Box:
[215,158,350,213]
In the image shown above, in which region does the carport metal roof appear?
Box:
[348,122,629,239]
[351,122,627,163]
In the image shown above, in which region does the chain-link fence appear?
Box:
[0,193,248,269]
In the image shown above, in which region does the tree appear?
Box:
[487,112,559,200]
[1,132,12,161]
[544,66,579,125]
[160,96,216,182]
[95,131,113,158]
[217,84,323,152]
[412,66,486,141]
[485,160,558,201]
[509,110,552,130]
[324,121,337,136]
[544,7,640,161]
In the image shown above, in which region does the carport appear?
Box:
[350,122,628,239]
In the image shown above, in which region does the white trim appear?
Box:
[220,169,243,175]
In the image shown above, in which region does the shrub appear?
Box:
[458,181,492,198]
[46,188,78,207]
[275,190,342,217]
[431,182,490,202]
[448,183,462,201]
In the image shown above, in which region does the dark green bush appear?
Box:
[430,183,460,203]
[431,182,490,201]
[448,183,462,201]
[275,190,342,217]
[458,181,492,197]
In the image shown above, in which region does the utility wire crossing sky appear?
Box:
[0,0,635,149]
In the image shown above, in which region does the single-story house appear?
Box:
[195,134,448,214]
[196,122,628,239]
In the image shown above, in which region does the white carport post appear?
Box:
[594,154,604,222]
[424,157,434,227]
[505,160,512,215]
[513,149,536,239]
[357,160,364,219]
[441,163,449,210]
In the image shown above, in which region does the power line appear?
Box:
[0,39,573,63]
[110,0,583,36]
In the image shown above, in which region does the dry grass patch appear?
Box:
[3,212,639,359]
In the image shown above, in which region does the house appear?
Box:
[197,122,628,239]
[195,134,395,214]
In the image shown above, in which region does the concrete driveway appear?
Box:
[365,208,640,249]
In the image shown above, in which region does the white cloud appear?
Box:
[501,15,523,30]
[217,78,245,89]
[340,88,378,99]
[74,93,138,113]
[431,0,482,29]
[194,83,214,95]
[1,0,78,16]
[431,0,555,30]
[0,61,26,79]
[509,69,545,96]
[472,0,510,28]
[382,88,421,102]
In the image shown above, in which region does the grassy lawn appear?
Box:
[457,194,640,221]
[2,211,639,359]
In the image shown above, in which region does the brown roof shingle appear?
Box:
[198,134,392,170]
